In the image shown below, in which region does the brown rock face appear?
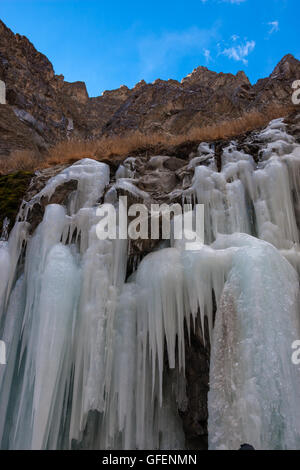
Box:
[0,18,300,158]
[0,105,40,156]
[103,56,299,136]
[0,20,131,154]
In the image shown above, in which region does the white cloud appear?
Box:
[268,21,279,34]
[222,40,255,65]
[138,26,219,78]
[204,49,211,63]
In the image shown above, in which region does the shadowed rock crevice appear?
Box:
[179,317,210,450]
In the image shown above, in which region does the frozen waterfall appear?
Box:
[0,119,300,449]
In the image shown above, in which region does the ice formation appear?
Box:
[0,119,300,449]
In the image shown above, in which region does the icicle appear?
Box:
[208,234,300,450]
[114,178,150,201]
[22,158,110,220]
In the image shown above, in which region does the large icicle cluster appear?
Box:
[0,158,186,450]
[0,119,300,449]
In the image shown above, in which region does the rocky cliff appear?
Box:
[0,19,299,158]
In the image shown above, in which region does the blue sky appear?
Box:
[0,0,299,96]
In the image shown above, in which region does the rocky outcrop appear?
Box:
[0,170,33,235]
[0,20,130,154]
[103,56,299,136]
[253,54,300,108]
[0,19,299,159]
[0,105,41,156]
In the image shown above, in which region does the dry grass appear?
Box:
[45,140,98,166]
[0,104,294,175]
[0,149,41,175]
[44,105,295,165]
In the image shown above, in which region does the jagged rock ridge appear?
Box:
[0,19,299,157]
